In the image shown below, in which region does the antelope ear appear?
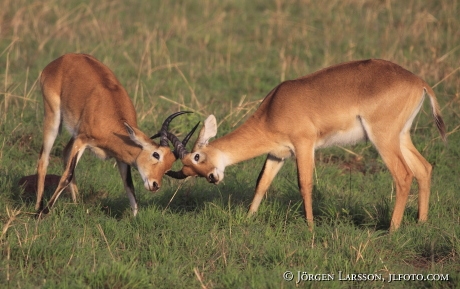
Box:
[124,122,152,148]
[193,115,217,150]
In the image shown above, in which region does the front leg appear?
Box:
[248,154,285,215]
[117,161,138,216]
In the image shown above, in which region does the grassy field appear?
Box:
[1,0,459,288]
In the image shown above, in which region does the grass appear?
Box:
[1,0,460,288]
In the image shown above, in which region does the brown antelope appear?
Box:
[35,53,196,217]
[167,59,446,232]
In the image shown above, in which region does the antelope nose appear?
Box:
[208,173,216,183]
[152,181,160,191]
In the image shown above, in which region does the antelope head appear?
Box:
[124,111,199,192]
[166,115,225,184]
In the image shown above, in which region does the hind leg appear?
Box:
[400,133,432,223]
[63,137,79,203]
[372,136,414,232]
[36,100,61,211]
[38,137,86,217]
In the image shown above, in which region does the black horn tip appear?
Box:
[165,170,188,179]
[164,111,193,123]
[182,121,200,145]
[150,132,160,139]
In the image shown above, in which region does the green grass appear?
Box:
[1,0,460,288]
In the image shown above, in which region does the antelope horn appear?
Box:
[165,170,188,179]
[167,132,186,159]
[165,122,200,180]
[165,122,200,159]
[151,119,199,157]
[152,111,192,147]
[164,122,200,180]
[182,121,200,147]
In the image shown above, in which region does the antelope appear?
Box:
[35,53,196,217]
[167,59,446,232]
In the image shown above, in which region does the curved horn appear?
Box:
[165,170,188,179]
[166,132,186,159]
[158,111,192,147]
[166,121,200,159]
[182,122,200,146]
[151,122,199,142]
[149,133,189,159]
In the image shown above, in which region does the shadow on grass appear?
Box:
[8,168,414,233]
[10,172,114,217]
[130,176,399,232]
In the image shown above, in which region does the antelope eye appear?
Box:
[153,152,160,160]
[194,153,200,162]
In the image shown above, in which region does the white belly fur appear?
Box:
[315,118,366,149]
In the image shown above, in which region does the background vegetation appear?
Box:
[1,0,459,288]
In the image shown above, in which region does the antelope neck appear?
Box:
[209,118,277,165]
